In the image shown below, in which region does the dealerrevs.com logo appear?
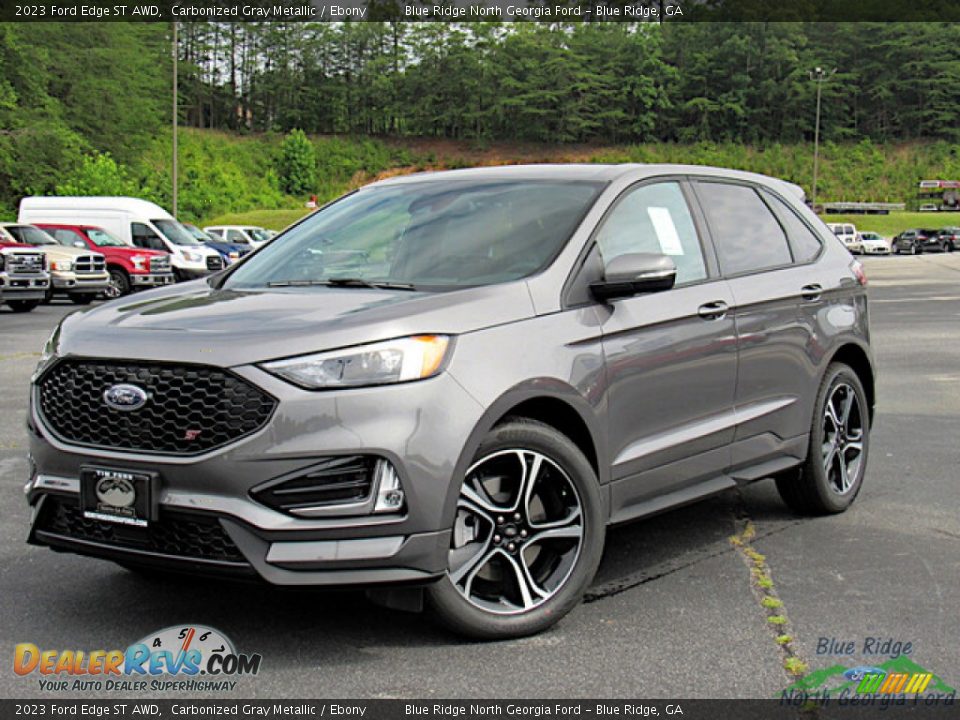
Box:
[14,625,262,693]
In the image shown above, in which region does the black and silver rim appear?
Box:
[104,274,123,299]
[448,449,584,615]
[822,383,865,495]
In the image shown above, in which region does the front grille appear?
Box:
[6,252,45,274]
[206,255,224,271]
[253,456,376,513]
[37,496,245,563]
[149,255,171,273]
[74,255,106,275]
[37,359,277,455]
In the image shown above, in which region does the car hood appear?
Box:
[32,245,101,260]
[99,246,166,258]
[53,280,537,367]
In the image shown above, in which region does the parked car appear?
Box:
[935,227,959,252]
[19,197,224,281]
[857,232,891,255]
[0,223,109,304]
[204,225,273,249]
[183,223,251,265]
[25,165,874,639]
[36,224,174,299]
[892,228,943,254]
[827,223,860,253]
[0,241,50,312]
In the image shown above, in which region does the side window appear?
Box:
[763,192,823,263]
[595,181,707,285]
[226,229,245,243]
[52,229,84,247]
[131,223,164,251]
[207,228,222,238]
[698,182,793,276]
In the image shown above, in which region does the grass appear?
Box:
[818,211,960,236]
[203,208,314,230]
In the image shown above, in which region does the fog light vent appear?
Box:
[374,461,405,513]
[253,455,376,513]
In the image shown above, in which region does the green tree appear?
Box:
[56,152,140,196]
[278,129,316,195]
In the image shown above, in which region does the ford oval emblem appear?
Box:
[103,383,148,411]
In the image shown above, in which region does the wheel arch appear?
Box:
[441,383,608,529]
[828,342,876,421]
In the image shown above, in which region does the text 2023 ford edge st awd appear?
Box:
[26,165,873,638]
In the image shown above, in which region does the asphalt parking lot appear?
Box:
[1,254,958,699]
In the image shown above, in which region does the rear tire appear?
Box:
[6,300,39,313]
[776,363,870,515]
[427,419,604,639]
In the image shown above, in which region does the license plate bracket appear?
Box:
[80,466,158,527]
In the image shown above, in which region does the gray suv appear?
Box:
[25,165,874,638]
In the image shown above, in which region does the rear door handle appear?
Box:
[801,284,823,302]
[698,301,728,320]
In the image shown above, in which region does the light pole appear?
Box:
[172,21,178,217]
[809,67,836,209]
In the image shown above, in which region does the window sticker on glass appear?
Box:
[647,207,685,256]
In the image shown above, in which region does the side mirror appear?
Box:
[590,253,677,301]
[73,241,86,249]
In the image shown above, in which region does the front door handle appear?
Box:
[801,284,823,302]
[698,301,729,320]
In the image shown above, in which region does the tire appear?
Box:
[70,295,94,305]
[776,363,870,515]
[42,286,54,304]
[948,242,955,253]
[6,300,39,313]
[893,245,900,255]
[106,268,130,298]
[427,418,604,639]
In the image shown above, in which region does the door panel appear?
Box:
[594,180,738,509]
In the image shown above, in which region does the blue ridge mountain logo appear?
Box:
[782,656,956,706]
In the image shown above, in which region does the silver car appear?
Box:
[25,165,874,638]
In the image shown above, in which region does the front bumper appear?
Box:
[1,272,50,301]
[130,273,176,288]
[51,271,110,295]
[26,367,483,586]
[861,244,890,255]
[174,267,213,280]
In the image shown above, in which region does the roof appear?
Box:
[19,196,173,218]
[370,163,805,198]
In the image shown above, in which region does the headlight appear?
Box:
[52,260,73,272]
[181,250,202,263]
[261,335,451,390]
[32,322,62,381]
[131,255,148,270]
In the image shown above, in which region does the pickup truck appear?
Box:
[0,240,50,312]
[0,223,109,304]
[37,224,174,298]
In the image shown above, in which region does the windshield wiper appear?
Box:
[266,278,417,290]
[325,277,418,291]
[267,280,331,287]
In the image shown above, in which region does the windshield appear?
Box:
[247,228,272,243]
[86,228,128,247]
[7,225,56,245]
[153,219,201,246]
[224,179,602,291]
[183,224,211,241]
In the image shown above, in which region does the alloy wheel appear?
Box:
[821,383,864,495]
[448,449,584,615]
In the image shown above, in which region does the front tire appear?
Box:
[70,294,94,305]
[776,363,870,515]
[106,268,130,298]
[6,300,39,313]
[427,419,604,639]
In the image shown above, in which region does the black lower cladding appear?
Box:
[35,495,247,565]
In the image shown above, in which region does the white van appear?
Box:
[826,222,860,253]
[19,197,224,280]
